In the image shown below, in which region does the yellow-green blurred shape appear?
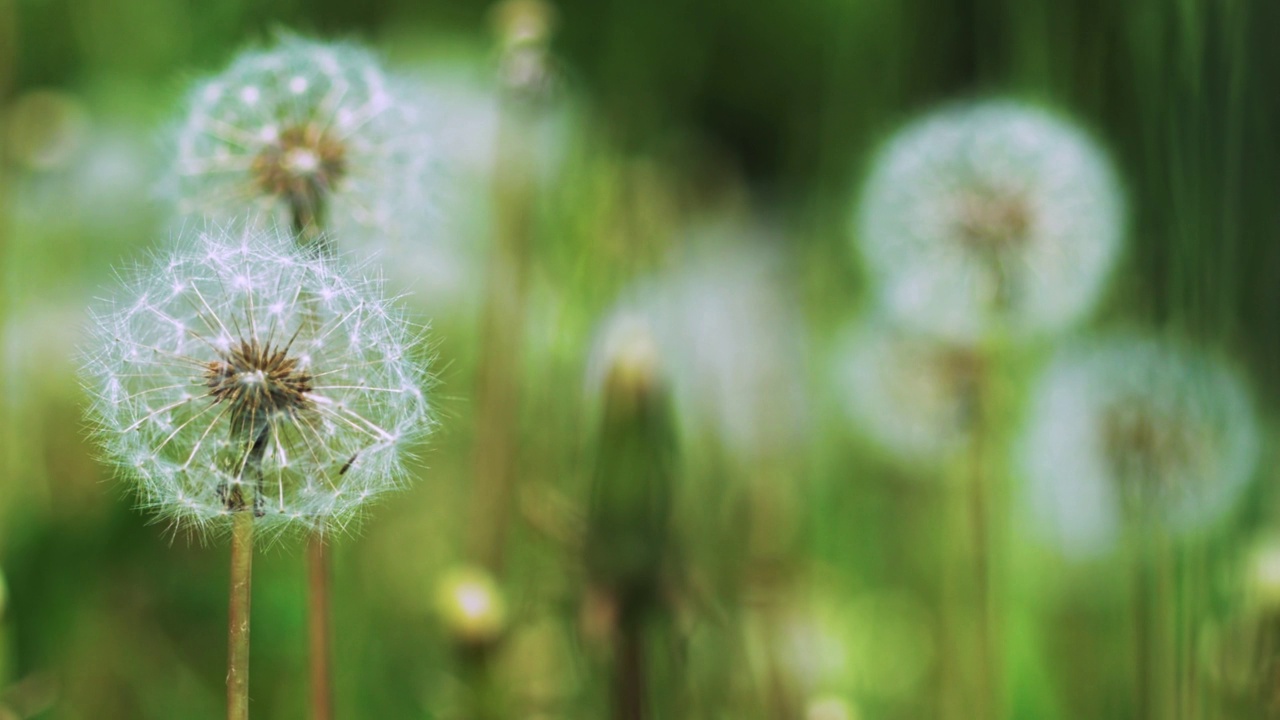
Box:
[776,585,933,704]
[1246,537,1280,609]
[805,694,860,720]
[435,565,508,645]
[497,615,580,712]
[491,0,557,48]
[4,90,90,171]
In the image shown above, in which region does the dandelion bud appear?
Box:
[435,565,508,646]
[1017,335,1258,557]
[583,314,676,613]
[171,35,431,247]
[82,225,433,538]
[491,0,558,100]
[854,99,1123,342]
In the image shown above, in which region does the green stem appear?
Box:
[228,511,254,720]
[966,354,1000,720]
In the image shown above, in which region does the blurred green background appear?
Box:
[2,0,1280,718]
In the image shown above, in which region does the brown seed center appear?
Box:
[205,337,315,436]
[251,124,348,229]
[955,191,1033,253]
[1103,403,1200,513]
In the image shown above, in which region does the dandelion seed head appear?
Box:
[832,317,981,467]
[170,35,432,242]
[854,99,1124,342]
[82,225,434,539]
[1017,335,1258,557]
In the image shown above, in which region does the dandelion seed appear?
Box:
[854,99,1124,342]
[169,35,432,249]
[1016,335,1258,557]
[82,225,433,538]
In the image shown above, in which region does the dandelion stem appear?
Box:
[285,194,338,720]
[968,422,996,720]
[290,193,335,258]
[465,71,538,573]
[614,620,647,720]
[962,350,1002,720]
[308,536,334,720]
[227,510,254,720]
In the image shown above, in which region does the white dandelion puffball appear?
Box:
[367,58,577,314]
[854,99,1124,342]
[82,226,432,537]
[832,317,981,467]
[171,35,431,241]
[1017,335,1259,558]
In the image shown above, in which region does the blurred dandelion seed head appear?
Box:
[1018,335,1258,557]
[833,317,981,466]
[171,35,432,239]
[855,99,1123,342]
[360,59,577,314]
[81,225,433,538]
[592,227,809,461]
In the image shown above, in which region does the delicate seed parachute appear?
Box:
[170,35,432,243]
[82,226,433,538]
[854,99,1124,342]
[1016,335,1259,558]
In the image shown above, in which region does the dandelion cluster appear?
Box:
[854,99,1123,342]
[172,35,431,244]
[83,226,432,537]
[1017,335,1259,557]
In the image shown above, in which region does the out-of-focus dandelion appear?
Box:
[1017,334,1258,558]
[772,587,933,705]
[367,56,577,315]
[1247,537,1280,610]
[171,35,431,251]
[854,99,1124,342]
[4,89,90,171]
[832,316,982,467]
[805,695,860,720]
[593,225,808,464]
[436,564,509,647]
[82,225,432,538]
